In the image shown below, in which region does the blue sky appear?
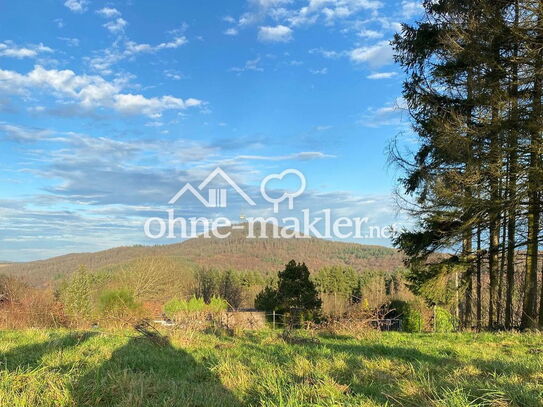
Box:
[0,0,421,261]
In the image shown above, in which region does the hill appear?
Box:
[1,224,404,286]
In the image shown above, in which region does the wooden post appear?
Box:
[433,305,437,333]
[272,310,276,330]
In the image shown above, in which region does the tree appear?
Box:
[391,0,543,330]
[254,260,322,320]
[218,270,244,310]
[313,266,358,313]
[276,260,322,313]
[254,286,279,312]
[350,279,363,304]
[59,265,97,321]
[194,267,217,304]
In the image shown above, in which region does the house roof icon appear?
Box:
[169,167,256,207]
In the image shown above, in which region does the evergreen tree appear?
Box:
[392,0,543,330]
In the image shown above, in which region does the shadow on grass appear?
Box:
[0,331,96,372]
[70,335,241,407]
[324,341,543,406]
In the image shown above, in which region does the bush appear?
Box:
[163,296,227,320]
[207,297,228,313]
[388,300,425,333]
[434,306,457,333]
[98,289,142,320]
[403,306,424,333]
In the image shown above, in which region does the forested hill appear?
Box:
[2,224,404,285]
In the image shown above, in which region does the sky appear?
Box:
[0,0,422,262]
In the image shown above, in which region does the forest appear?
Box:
[390,0,543,331]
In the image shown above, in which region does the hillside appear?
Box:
[1,224,404,285]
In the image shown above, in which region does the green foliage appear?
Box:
[406,260,462,307]
[218,270,243,310]
[98,289,141,317]
[350,279,362,304]
[163,296,226,319]
[313,266,358,297]
[337,246,395,260]
[207,297,228,313]
[435,306,457,333]
[186,296,206,312]
[163,298,186,316]
[255,260,321,322]
[59,266,101,321]
[254,285,279,312]
[194,267,218,304]
[389,300,425,333]
[277,260,321,312]
[403,307,424,333]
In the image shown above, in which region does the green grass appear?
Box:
[0,329,542,406]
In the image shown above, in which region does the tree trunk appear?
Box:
[522,7,542,329]
[476,226,482,331]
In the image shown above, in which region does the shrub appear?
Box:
[388,300,425,333]
[163,298,186,316]
[163,296,226,319]
[208,297,228,313]
[59,266,96,321]
[434,306,457,333]
[403,306,424,333]
[98,289,142,320]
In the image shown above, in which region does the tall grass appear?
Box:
[0,330,541,406]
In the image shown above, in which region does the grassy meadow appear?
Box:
[0,329,542,407]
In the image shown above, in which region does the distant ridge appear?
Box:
[1,223,404,285]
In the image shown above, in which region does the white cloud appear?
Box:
[0,123,53,142]
[96,7,121,18]
[309,48,342,58]
[401,0,423,18]
[252,0,292,7]
[164,70,183,80]
[350,40,393,68]
[258,25,293,42]
[104,18,127,34]
[309,67,328,75]
[156,37,188,49]
[360,97,408,127]
[89,36,187,73]
[224,28,239,36]
[0,65,203,117]
[0,41,53,59]
[58,37,80,47]
[230,57,264,73]
[367,71,397,79]
[235,151,335,161]
[286,0,383,27]
[358,29,383,39]
[113,94,202,117]
[64,0,88,13]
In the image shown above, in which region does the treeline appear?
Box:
[392,0,543,329]
[0,256,411,328]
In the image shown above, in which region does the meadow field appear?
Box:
[0,329,541,407]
